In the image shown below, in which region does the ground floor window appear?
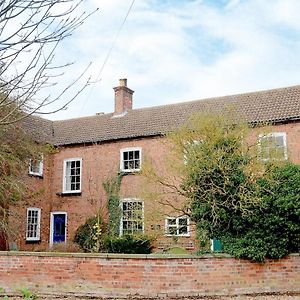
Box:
[165,216,190,236]
[121,199,144,235]
[26,208,41,241]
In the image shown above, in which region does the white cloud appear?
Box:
[225,0,241,10]
[42,0,300,120]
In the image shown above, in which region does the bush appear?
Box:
[205,163,300,262]
[74,215,106,252]
[103,234,153,254]
[48,241,82,253]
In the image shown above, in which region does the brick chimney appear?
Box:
[113,78,134,115]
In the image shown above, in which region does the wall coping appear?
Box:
[0,250,299,259]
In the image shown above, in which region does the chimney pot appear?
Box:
[113,78,134,116]
[119,78,127,87]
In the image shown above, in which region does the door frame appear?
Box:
[49,211,67,246]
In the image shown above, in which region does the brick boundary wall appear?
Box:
[0,252,299,298]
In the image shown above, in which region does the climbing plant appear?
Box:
[103,173,124,237]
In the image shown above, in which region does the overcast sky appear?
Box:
[45,0,300,120]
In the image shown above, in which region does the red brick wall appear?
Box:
[0,252,299,298]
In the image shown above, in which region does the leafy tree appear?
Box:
[217,163,300,262]
[0,116,41,243]
[0,0,96,246]
[144,113,300,261]
[143,113,263,222]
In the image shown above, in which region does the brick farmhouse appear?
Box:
[4,80,300,252]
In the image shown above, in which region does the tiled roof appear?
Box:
[25,85,300,146]
[20,115,54,144]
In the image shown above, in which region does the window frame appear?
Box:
[165,216,190,237]
[120,198,144,236]
[183,140,202,165]
[120,147,142,173]
[62,158,82,193]
[28,155,43,177]
[258,132,288,161]
[26,207,41,241]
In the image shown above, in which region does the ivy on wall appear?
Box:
[103,173,124,237]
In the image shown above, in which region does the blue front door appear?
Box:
[53,214,66,243]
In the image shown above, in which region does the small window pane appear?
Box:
[167,218,176,226]
[178,218,188,226]
[135,160,140,169]
[179,227,187,235]
[128,161,134,169]
[134,151,139,159]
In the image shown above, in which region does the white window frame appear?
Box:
[183,140,202,165]
[26,208,41,241]
[258,132,288,161]
[49,211,68,246]
[120,147,142,173]
[62,158,82,193]
[28,155,43,176]
[165,216,190,237]
[120,199,144,236]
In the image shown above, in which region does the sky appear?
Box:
[43,0,300,120]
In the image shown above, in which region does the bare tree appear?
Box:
[0,0,97,125]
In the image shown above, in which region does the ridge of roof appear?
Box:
[130,84,300,113]
[52,84,300,123]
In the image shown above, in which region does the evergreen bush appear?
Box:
[103,234,153,254]
[74,215,106,252]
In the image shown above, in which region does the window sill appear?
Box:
[25,239,41,244]
[119,170,141,175]
[56,192,82,197]
[28,173,43,179]
[165,234,191,238]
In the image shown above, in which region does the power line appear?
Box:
[79,0,136,115]
[95,0,135,83]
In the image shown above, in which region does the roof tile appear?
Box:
[23,84,300,146]
[52,85,300,146]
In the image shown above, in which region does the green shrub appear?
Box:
[200,163,300,262]
[20,287,37,300]
[103,234,153,254]
[48,241,82,253]
[74,214,106,252]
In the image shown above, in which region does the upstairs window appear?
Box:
[165,216,190,236]
[258,132,287,161]
[26,208,41,241]
[183,140,202,165]
[63,158,82,193]
[29,155,43,176]
[120,147,141,172]
[120,199,144,235]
